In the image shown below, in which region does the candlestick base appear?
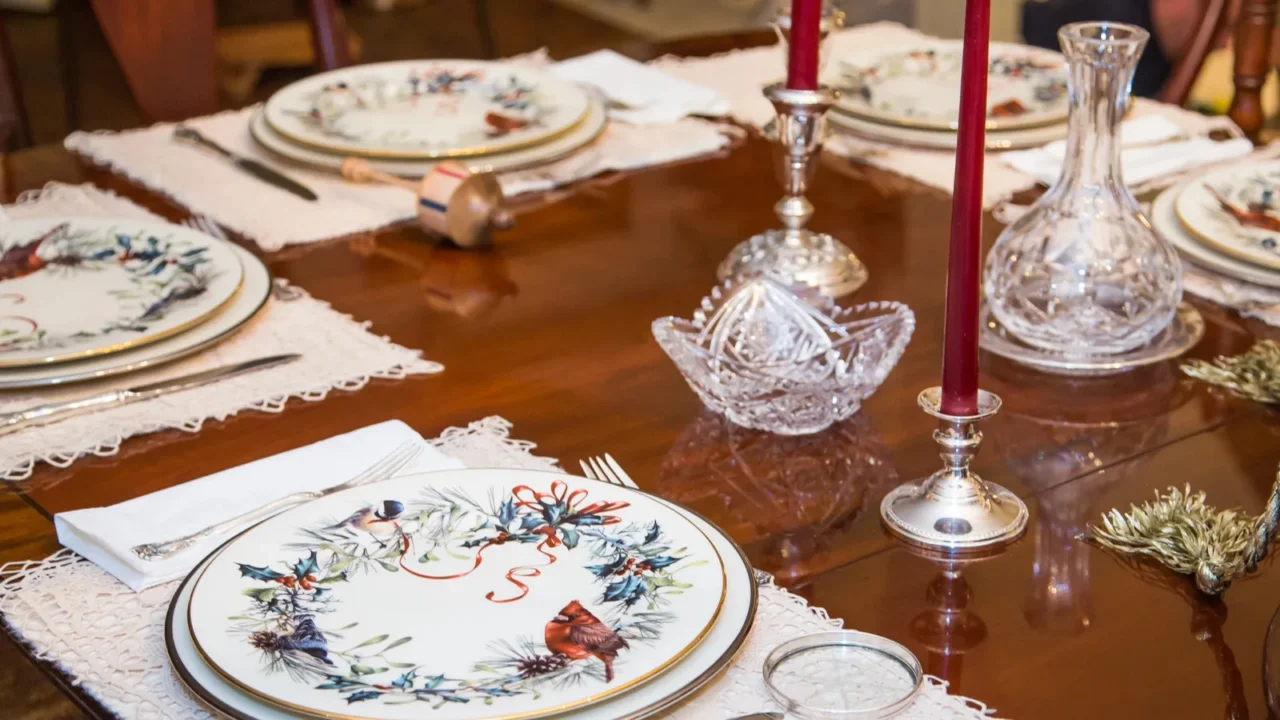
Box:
[718,83,867,298]
[718,228,867,298]
[881,387,1028,552]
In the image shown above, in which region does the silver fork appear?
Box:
[579,453,638,489]
[131,440,423,561]
[579,453,772,587]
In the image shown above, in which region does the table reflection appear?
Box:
[656,410,898,584]
[909,563,986,691]
[988,364,1188,636]
[350,236,517,318]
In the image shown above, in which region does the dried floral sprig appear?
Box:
[1088,466,1280,595]
[1182,340,1280,404]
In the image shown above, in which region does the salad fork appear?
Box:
[131,440,423,561]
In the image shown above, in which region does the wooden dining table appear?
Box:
[1,26,1279,720]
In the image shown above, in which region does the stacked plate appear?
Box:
[166,467,758,720]
[1152,162,1280,289]
[826,42,1071,150]
[251,60,608,178]
[0,217,271,389]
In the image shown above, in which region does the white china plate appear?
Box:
[186,468,729,720]
[0,217,243,368]
[264,60,592,159]
[1174,161,1280,271]
[826,107,1067,151]
[168,472,756,720]
[980,303,1204,376]
[251,98,606,178]
[1152,182,1280,289]
[0,242,270,389]
[834,42,1069,131]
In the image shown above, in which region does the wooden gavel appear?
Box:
[341,157,514,248]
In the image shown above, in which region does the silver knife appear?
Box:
[728,714,784,720]
[174,126,319,201]
[0,354,300,436]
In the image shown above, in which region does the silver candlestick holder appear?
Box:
[880,388,1028,552]
[717,83,867,298]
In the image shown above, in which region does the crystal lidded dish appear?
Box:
[652,277,914,435]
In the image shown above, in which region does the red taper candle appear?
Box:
[939,0,991,417]
[786,0,821,90]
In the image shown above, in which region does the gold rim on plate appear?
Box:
[0,219,246,369]
[263,61,593,160]
[183,468,732,720]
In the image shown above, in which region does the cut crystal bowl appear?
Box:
[652,277,915,435]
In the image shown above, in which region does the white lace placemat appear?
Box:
[0,417,998,720]
[653,22,1243,209]
[0,183,442,481]
[63,50,737,253]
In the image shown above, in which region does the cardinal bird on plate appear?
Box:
[545,600,630,682]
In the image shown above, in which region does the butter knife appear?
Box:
[0,354,300,436]
[173,126,318,201]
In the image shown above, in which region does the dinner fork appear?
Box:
[131,440,423,561]
[579,454,773,588]
[579,453,638,489]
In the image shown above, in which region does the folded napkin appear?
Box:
[1002,115,1255,187]
[552,49,731,124]
[55,420,464,592]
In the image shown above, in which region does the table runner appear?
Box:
[64,51,738,253]
[0,183,441,481]
[0,417,999,720]
[653,22,1248,209]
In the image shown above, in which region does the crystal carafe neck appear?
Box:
[1051,31,1140,201]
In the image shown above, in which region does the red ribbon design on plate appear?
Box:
[397,480,629,603]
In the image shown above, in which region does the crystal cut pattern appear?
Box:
[983,22,1182,356]
[652,277,914,435]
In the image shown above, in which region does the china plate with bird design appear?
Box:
[264,60,592,160]
[0,217,243,368]
[833,42,1069,131]
[185,468,728,720]
[250,97,607,178]
[1175,162,1280,271]
[1152,181,1280,288]
[0,242,270,388]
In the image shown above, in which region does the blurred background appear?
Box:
[0,0,1268,146]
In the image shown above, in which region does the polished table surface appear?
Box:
[3,45,1280,720]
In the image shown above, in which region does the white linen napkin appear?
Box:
[54,420,464,592]
[552,49,731,124]
[1002,115,1255,187]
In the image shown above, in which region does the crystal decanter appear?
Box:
[983,22,1182,356]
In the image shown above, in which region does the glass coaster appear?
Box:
[763,630,923,719]
[979,303,1204,376]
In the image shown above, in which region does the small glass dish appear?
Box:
[652,277,915,435]
[763,630,923,719]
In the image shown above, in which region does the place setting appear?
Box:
[65,52,735,253]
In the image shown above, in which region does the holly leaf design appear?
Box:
[519,514,544,531]
[237,563,285,582]
[391,669,416,689]
[294,550,319,580]
[241,587,278,604]
[497,498,517,526]
[645,556,680,570]
[346,690,383,703]
[560,527,580,550]
[587,556,624,578]
[645,521,661,545]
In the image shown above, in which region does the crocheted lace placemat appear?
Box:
[63,49,737,253]
[0,183,442,481]
[652,22,1244,209]
[0,417,1000,719]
